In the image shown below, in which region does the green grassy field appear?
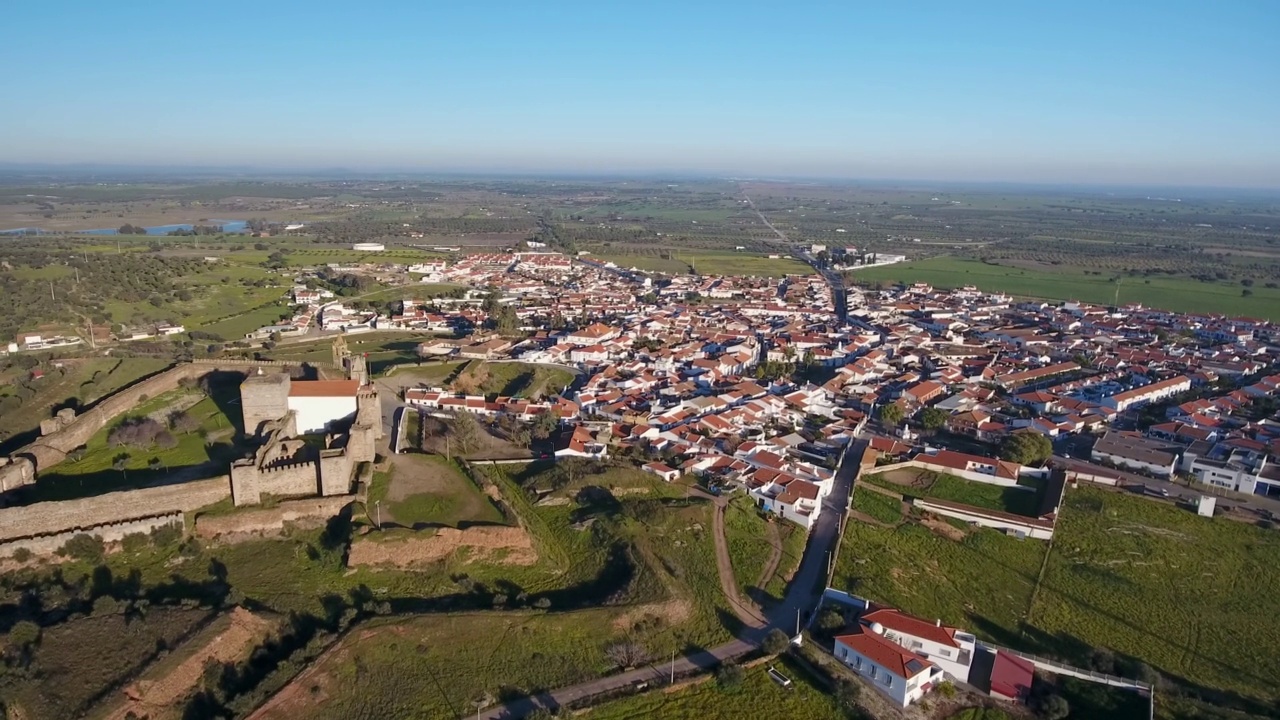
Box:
[475,361,576,398]
[1030,488,1280,705]
[850,486,904,524]
[832,511,1048,641]
[835,485,1280,713]
[850,257,1280,320]
[580,657,840,720]
[863,471,1042,517]
[27,388,243,503]
[380,455,506,528]
[722,494,773,597]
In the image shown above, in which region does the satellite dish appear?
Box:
[870,622,885,635]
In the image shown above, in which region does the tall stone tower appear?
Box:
[331,335,350,370]
[239,368,291,437]
[346,353,369,385]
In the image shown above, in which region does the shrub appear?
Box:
[92,595,121,616]
[121,532,150,554]
[761,628,790,654]
[150,522,183,547]
[937,680,956,698]
[57,533,105,563]
[834,678,862,718]
[12,547,33,562]
[715,661,745,688]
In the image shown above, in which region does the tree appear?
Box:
[761,628,789,654]
[1242,288,1253,297]
[1040,694,1070,720]
[877,403,904,427]
[58,533,105,563]
[715,661,745,688]
[605,641,650,668]
[999,430,1053,465]
[815,608,846,637]
[531,410,559,441]
[919,407,948,431]
[453,411,481,454]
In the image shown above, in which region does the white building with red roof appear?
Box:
[833,620,945,707]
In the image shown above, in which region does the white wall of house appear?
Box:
[912,499,1054,540]
[833,639,934,707]
[880,626,978,681]
[287,396,358,434]
[1090,449,1174,477]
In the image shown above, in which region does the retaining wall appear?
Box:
[194,495,352,539]
[0,477,229,543]
[0,512,185,558]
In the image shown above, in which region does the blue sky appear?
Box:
[2,0,1277,186]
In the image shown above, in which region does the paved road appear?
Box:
[479,438,864,719]
[1054,455,1280,517]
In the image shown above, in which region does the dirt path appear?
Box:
[708,496,768,629]
[106,608,274,720]
[753,520,783,590]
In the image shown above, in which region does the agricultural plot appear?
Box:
[580,657,840,720]
[835,484,1280,715]
[722,494,774,596]
[849,257,1280,321]
[863,470,1043,518]
[1028,487,1280,706]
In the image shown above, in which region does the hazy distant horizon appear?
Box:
[4,1,1278,189]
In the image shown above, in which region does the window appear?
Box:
[884,675,892,687]
[869,666,877,679]
[939,649,951,658]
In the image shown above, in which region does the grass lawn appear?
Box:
[26,389,243,503]
[831,518,1047,641]
[479,362,576,398]
[722,494,773,595]
[3,607,214,720]
[383,360,466,385]
[580,657,841,720]
[850,486,904,524]
[1027,487,1280,705]
[863,471,1042,517]
[197,301,291,339]
[252,609,711,720]
[381,454,506,528]
[835,484,1280,713]
[763,520,807,604]
[849,257,1280,321]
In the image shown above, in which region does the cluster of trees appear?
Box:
[999,430,1054,465]
[107,417,176,450]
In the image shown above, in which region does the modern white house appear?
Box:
[858,606,977,681]
[287,379,360,434]
[1091,431,1178,477]
[1100,375,1191,412]
[833,621,945,707]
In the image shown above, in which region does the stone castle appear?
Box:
[229,340,381,506]
[0,338,382,557]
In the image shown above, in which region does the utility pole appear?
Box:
[670,650,675,683]
[375,500,381,529]
[795,608,801,635]
[49,281,55,301]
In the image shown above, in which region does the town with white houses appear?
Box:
[8,245,1280,714]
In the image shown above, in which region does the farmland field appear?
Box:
[848,257,1280,320]
[834,484,1280,716]
[579,657,840,720]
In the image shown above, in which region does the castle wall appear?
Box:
[0,458,35,492]
[194,495,351,539]
[318,452,354,496]
[0,512,185,559]
[0,477,228,543]
[240,372,291,437]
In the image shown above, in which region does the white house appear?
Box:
[287,379,360,434]
[833,622,945,707]
[750,476,825,529]
[858,606,977,681]
[641,462,680,482]
[1101,375,1191,412]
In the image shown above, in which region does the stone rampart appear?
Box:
[0,477,229,543]
[194,495,352,539]
[0,513,184,558]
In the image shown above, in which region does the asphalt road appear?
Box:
[1053,454,1280,517]
[478,438,864,719]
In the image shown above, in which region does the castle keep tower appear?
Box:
[239,369,291,437]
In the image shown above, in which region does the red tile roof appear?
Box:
[990,651,1035,699]
[834,624,934,679]
[862,606,960,648]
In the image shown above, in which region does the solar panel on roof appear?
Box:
[905,659,925,674]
